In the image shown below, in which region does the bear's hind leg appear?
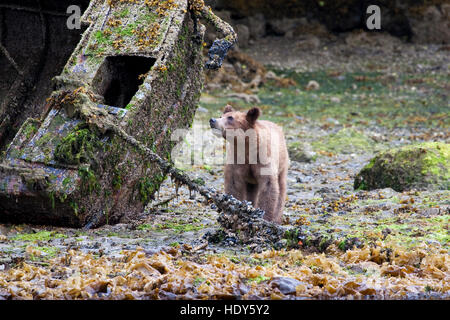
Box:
[256,176,279,223]
[276,170,287,223]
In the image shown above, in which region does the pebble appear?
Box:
[196,106,209,113]
[270,277,304,295]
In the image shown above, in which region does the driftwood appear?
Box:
[117,126,286,244]
[190,0,237,69]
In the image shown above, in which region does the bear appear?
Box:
[209,105,289,223]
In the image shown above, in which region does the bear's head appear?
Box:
[209,105,261,139]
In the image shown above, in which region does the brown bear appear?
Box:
[209,105,289,223]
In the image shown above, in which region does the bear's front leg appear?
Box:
[256,175,280,223]
[225,165,247,201]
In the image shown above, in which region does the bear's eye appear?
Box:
[227,116,233,121]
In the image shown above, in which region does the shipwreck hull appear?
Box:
[0,0,205,227]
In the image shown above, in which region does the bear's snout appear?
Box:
[209,118,217,128]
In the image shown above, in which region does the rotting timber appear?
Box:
[0,0,237,227]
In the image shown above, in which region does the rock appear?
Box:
[265,71,278,80]
[266,18,300,36]
[196,106,209,113]
[442,4,450,20]
[263,71,297,88]
[305,80,320,91]
[288,142,316,163]
[354,142,450,192]
[226,93,260,104]
[380,7,413,39]
[408,6,450,44]
[270,277,303,295]
[330,96,341,103]
[205,49,266,92]
[285,17,307,38]
[295,35,321,50]
[0,225,10,236]
[344,30,402,51]
[246,14,266,39]
[290,19,331,39]
[319,1,363,32]
[424,5,442,21]
[158,290,178,300]
[235,24,250,48]
[316,187,333,194]
[326,118,340,125]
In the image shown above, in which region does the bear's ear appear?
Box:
[246,107,261,125]
[223,105,234,114]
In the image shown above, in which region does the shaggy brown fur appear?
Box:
[210,105,289,223]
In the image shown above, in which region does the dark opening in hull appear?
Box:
[93,56,156,108]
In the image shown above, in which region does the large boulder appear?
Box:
[354,142,449,192]
[408,5,450,44]
[288,142,316,163]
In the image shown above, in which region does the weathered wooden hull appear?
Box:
[0,0,205,227]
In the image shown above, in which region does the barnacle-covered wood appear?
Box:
[190,0,237,69]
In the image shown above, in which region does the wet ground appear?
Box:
[0,35,449,299]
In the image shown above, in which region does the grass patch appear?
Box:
[12,231,67,242]
[311,128,378,154]
[200,70,449,129]
[32,246,60,258]
[137,221,204,233]
[247,275,270,284]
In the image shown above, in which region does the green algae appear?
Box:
[137,173,166,204]
[312,128,378,154]
[200,70,449,129]
[78,167,100,195]
[12,231,67,242]
[21,120,39,141]
[54,128,100,165]
[137,221,204,233]
[247,275,270,284]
